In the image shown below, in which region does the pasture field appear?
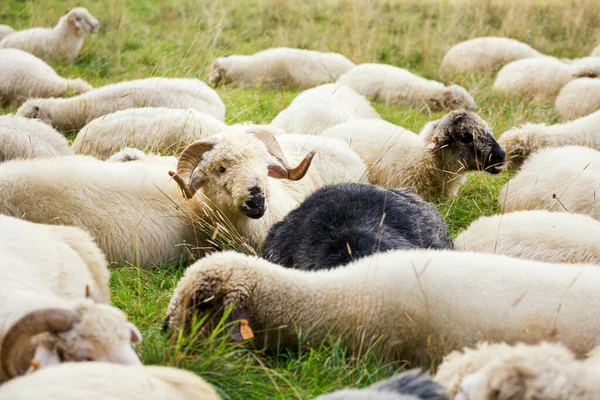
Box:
[1,0,599,398]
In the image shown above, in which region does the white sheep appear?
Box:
[0,214,141,382]
[493,56,600,101]
[454,210,600,264]
[164,249,600,365]
[555,78,600,120]
[270,83,381,135]
[169,129,367,248]
[208,47,355,89]
[0,114,72,162]
[498,110,600,170]
[0,362,221,400]
[337,63,476,111]
[73,107,286,159]
[440,37,544,75]
[0,48,92,108]
[500,146,600,219]
[0,25,15,41]
[321,111,505,199]
[17,77,226,131]
[0,8,99,62]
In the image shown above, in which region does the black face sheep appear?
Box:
[262,183,453,270]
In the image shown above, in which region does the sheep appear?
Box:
[316,370,450,400]
[17,77,226,132]
[499,146,600,219]
[0,8,99,62]
[262,183,453,271]
[270,83,381,135]
[321,111,506,199]
[0,25,15,41]
[0,115,72,162]
[0,48,92,108]
[337,64,476,111]
[498,110,600,170]
[493,57,600,101]
[169,129,367,248]
[555,78,600,120]
[440,37,544,75]
[0,214,141,383]
[164,249,600,366]
[73,107,286,159]
[0,362,221,400]
[454,210,600,264]
[208,47,355,89]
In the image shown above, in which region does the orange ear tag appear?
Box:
[239,319,254,340]
[30,359,40,372]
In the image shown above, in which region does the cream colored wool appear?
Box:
[555,78,600,120]
[337,63,476,110]
[0,25,15,41]
[0,8,99,62]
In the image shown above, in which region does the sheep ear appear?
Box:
[225,308,254,343]
[128,323,142,344]
[425,137,443,152]
[266,155,288,179]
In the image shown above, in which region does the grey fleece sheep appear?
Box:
[316,370,450,400]
[261,183,452,270]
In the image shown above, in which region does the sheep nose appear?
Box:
[242,187,266,219]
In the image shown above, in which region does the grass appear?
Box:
[1,0,599,397]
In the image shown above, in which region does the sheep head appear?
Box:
[497,126,549,170]
[169,129,316,219]
[1,300,141,379]
[424,110,505,174]
[63,7,100,35]
[16,100,52,125]
[208,58,229,86]
[430,84,477,111]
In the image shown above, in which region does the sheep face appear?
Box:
[425,110,505,174]
[431,85,477,111]
[64,7,100,35]
[208,59,229,86]
[16,101,52,125]
[498,127,548,170]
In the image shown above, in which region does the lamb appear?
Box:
[0,214,141,383]
[262,183,453,271]
[493,57,600,101]
[270,83,381,135]
[0,362,221,400]
[454,210,600,264]
[316,370,449,400]
[321,111,506,199]
[169,129,367,248]
[0,114,72,162]
[555,78,600,120]
[499,146,600,219]
[337,64,476,111]
[208,47,355,89]
[164,249,600,365]
[0,8,99,62]
[17,77,226,132]
[498,110,600,170]
[440,37,544,75]
[0,25,15,41]
[0,48,92,108]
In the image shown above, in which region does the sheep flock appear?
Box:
[2,2,600,400]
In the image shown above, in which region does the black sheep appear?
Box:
[261,183,452,270]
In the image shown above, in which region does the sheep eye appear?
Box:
[33,106,40,112]
[218,166,226,173]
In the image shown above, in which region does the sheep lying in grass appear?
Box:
[0,214,141,382]
[73,107,285,159]
[164,249,600,365]
[500,146,600,219]
[555,78,600,120]
[317,370,449,400]
[321,111,505,199]
[498,110,600,170]
[337,63,476,111]
[0,25,15,41]
[169,130,366,248]
[441,37,544,75]
[494,57,600,101]
[0,115,71,161]
[262,183,452,270]
[17,77,225,131]
[209,47,355,89]
[0,362,221,400]
[455,210,600,264]
[270,83,380,135]
[0,49,92,108]
[0,8,99,62]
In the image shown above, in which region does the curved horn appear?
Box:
[1,309,80,378]
[248,129,317,181]
[169,141,216,199]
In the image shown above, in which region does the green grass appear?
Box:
[2,0,599,397]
